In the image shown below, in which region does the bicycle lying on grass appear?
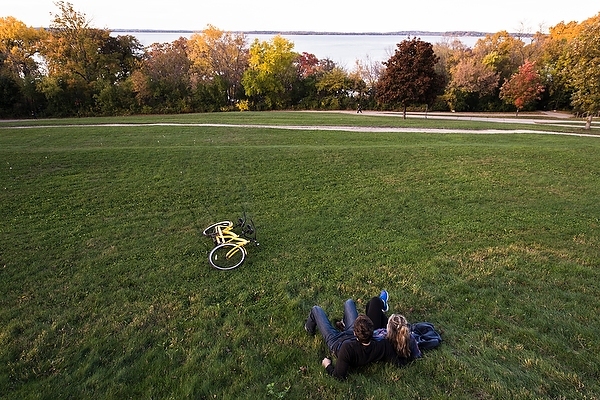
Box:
[202,214,259,270]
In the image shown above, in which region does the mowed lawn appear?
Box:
[1,112,599,399]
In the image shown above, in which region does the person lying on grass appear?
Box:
[304,297,420,380]
[363,294,421,359]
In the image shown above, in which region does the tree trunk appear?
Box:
[402,104,407,119]
[584,115,592,130]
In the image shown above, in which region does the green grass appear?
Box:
[1,113,599,399]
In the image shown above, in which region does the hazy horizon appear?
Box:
[3,0,599,34]
[109,28,500,35]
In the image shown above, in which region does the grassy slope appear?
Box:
[1,113,599,399]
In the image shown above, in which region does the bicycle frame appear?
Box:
[215,225,249,256]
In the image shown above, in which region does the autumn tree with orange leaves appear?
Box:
[561,13,600,128]
[188,25,249,106]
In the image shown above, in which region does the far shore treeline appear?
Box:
[1,1,599,126]
[106,29,496,37]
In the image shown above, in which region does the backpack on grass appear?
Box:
[410,322,442,350]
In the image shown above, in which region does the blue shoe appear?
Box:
[379,290,389,312]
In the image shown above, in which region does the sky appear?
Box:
[2,0,599,33]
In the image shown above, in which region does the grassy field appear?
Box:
[1,112,599,399]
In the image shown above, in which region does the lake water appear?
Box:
[114,31,483,67]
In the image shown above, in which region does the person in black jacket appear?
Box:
[305,299,413,380]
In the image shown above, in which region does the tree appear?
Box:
[562,13,600,129]
[188,25,248,106]
[43,2,105,82]
[242,35,297,110]
[293,53,340,109]
[446,57,499,111]
[315,67,353,109]
[473,31,525,83]
[352,56,382,90]
[0,17,46,116]
[376,37,443,118]
[0,17,45,79]
[499,60,545,115]
[534,21,582,110]
[102,34,144,81]
[130,38,192,113]
[39,1,142,115]
[351,55,383,108]
[450,58,499,96]
[296,52,321,78]
[91,34,143,115]
[433,38,471,87]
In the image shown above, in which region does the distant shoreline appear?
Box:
[110,29,511,37]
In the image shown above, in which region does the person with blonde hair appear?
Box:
[385,313,420,358]
[365,293,422,360]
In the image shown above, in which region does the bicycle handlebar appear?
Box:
[235,212,258,243]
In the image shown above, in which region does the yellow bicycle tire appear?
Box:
[209,243,246,270]
[202,220,233,237]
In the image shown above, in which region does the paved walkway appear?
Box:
[3,111,598,137]
[339,110,586,125]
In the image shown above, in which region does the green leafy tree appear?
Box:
[315,67,353,109]
[102,34,144,81]
[93,34,143,115]
[293,53,338,109]
[0,67,23,117]
[94,77,137,115]
[242,35,297,110]
[376,37,444,118]
[499,60,545,115]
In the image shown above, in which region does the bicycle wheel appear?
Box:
[202,221,233,237]
[209,243,245,270]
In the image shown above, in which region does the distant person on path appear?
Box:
[357,103,363,113]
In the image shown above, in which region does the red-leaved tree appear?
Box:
[500,60,545,115]
[376,37,444,118]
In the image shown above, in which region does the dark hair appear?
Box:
[353,315,374,344]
